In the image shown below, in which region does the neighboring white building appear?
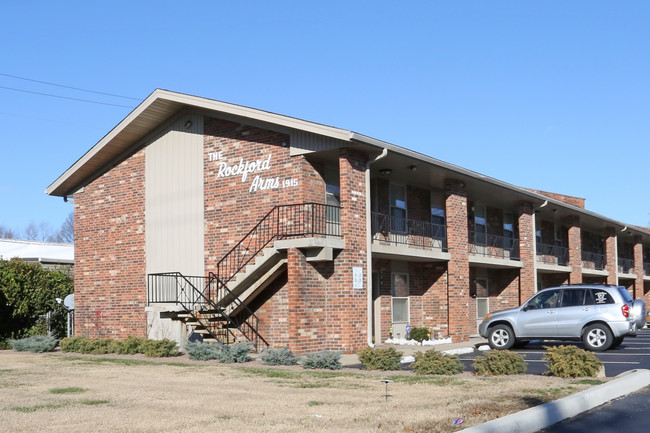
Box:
[0,239,73,268]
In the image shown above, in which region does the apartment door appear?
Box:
[476,278,489,331]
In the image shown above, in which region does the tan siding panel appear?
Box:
[290,130,344,156]
[145,113,204,276]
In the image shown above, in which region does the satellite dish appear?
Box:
[63,294,74,310]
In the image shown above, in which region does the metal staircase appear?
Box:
[147,202,341,350]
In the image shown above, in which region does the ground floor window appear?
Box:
[391,273,409,323]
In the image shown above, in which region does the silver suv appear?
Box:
[479,284,646,352]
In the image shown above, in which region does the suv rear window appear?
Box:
[617,287,634,303]
[561,289,585,307]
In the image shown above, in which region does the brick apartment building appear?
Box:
[47,89,650,353]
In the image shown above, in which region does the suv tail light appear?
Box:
[622,304,630,317]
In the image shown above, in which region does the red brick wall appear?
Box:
[605,228,618,285]
[567,216,582,284]
[518,202,536,302]
[445,179,471,341]
[408,262,448,336]
[73,149,146,338]
[530,190,586,209]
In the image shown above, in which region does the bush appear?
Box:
[260,347,299,366]
[59,336,178,357]
[357,347,402,371]
[543,345,603,378]
[9,335,58,353]
[142,339,179,358]
[411,350,464,375]
[473,350,527,376]
[302,350,343,370]
[408,326,431,343]
[185,341,250,363]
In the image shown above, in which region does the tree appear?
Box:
[58,212,74,243]
[0,225,17,239]
[0,259,73,340]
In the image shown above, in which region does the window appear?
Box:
[474,205,487,245]
[560,289,585,307]
[391,273,409,323]
[585,289,614,305]
[389,184,407,233]
[503,212,514,250]
[527,289,561,310]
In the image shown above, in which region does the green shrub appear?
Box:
[59,336,178,357]
[0,340,11,350]
[9,336,58,353]
[408,326,431,343]
[260,347,299,366]
[357,347,402,371]
[142,339,179,358]
[185,342,250,363]
[473,350,527,376]
[543,345,603,378]
[59,336,89,353]
[302,350,342,370]
[411,350,464,375]
[111,336,147,355]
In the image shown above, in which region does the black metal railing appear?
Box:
[536,243,569,266]
[581,251,606,271]
[147,272,268,350]
[618,257,635,274]
[468,231,520,260]
[213,203,341,286]
[371,212,447,250]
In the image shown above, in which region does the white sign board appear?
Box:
[353,267,364,290]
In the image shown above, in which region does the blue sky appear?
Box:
[1,1,649,237]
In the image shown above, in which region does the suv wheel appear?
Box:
[488,324,515,350]
[582,324,613,351]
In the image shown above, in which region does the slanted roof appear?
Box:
[46,89,650,239]
[0,239,73,265]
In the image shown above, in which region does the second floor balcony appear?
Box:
[582,251,606,271]
[536,243,569,266]
[618,257,635,275]
[371,212,446,251]
[468,231,520,260]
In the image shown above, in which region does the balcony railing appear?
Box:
[581,251,606,271]
[468,231,520,260]
[536,243,569,266]
[371,212,446,250]
[618,257,635,275]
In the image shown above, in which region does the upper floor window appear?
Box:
[474,205,487,245]
[389,184,407,233]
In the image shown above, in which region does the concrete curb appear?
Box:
[461,369,650,433]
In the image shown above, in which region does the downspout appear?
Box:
[532,200,548,292]
[365,147,388,347]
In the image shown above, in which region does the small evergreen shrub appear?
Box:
[473,350,527,376]
[142,339,179,358]
[411,350,464,375]
[9,336,59,353]
[543,345,603,378]
[302,350,343,370]
[260,347,300,366]
[111,336,147,355]
[357,347,402,371]
[59,336,89,353]
[185,342,251,363]
[408,326,431,343]
[59,336,178,357]
[0,340,11,350]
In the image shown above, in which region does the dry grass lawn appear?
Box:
[0,350,602,433]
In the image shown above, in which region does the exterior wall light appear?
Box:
[379,169,392,175]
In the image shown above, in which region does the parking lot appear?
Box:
[458,328,650,377]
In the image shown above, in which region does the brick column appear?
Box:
[336,148,368,352]
[445,179,471,342]
[567,216,582,284]
[633,236,644,298]
[605,228,618,285]
[518,202,535,302]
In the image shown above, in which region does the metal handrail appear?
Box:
[617,257,635,274]
[468,230,520,260]
[371,212,446,250]
[536,243,569,266]
[581,251,606,271]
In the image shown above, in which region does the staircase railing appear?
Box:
[147,203,341,349]
[213,202,341,286]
